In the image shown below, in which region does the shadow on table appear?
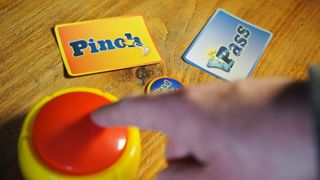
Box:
[0,115,25,179]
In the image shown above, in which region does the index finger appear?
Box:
[90,93,208,140]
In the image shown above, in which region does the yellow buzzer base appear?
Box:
[18,87,141,180]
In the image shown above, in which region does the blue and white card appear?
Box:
[183,9,272,80]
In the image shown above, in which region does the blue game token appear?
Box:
[146,77,184,95]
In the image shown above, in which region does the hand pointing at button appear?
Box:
[91,79,317,180]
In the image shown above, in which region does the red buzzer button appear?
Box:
[32,92,128,175]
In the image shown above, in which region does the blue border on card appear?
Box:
[182,9,273,80]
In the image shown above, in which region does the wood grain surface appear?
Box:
[1,0,320,179]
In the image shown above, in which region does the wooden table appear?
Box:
[1,0,320,179]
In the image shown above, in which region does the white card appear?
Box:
[183,9,272,80]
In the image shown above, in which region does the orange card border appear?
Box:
[54,15,162,76]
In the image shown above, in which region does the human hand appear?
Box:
[91,78,317,180]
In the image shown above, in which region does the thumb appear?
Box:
[157,161,208,180]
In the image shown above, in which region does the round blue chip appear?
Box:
[146,77,184,95]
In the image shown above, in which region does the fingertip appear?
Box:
[90,107,106,128]
[90,97,157,129]
[90,102,124,128]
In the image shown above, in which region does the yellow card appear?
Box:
[55,16,161,76]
